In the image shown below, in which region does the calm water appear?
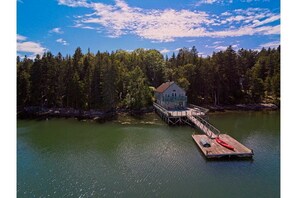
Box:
[17,111,280,198]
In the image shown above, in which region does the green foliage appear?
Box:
[17,45,280,111]
[102,56,117,111]
[251,77,264,102]
[90,52,103,109]
[125,66,152,110]
[17,58,31,107]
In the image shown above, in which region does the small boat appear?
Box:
[215,137,234,150]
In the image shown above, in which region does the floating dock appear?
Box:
[192,134,253,159]
[153,102,253,159]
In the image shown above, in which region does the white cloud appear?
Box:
[251,15,280,27]
[58,0,280,42]
[206,44,239,51]
[49,27,64,34]
[17,35,46,57]
[221,11,232,16]
[196,0,233,5]
[159,48,170,54]
[56,38,69,45]
[159,47,197,54]
[203,0,219,4]
[259,41,280,49]
[17,34,26,41]
[57,0,91,8]
[72,23,97,30]
[213,41,223,45]
[240,0,269,2]
[215,46,228,51]
[198,52,208,58]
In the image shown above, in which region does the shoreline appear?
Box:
[205,103,279,112]
[17,106,155,121]
[17,103,279,121]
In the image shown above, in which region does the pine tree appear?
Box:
[102,56,117,111]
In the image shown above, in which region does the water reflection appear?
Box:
[17,111,280,197]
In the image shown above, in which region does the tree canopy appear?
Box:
[17,45,280,111]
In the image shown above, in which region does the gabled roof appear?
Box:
[155,81,175,93]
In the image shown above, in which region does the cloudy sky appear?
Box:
[17,0,280,58]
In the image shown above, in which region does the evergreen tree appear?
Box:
[17,56,32,107]
[90,52,103,109]
[102,56,117,111]
[16,45,280,111]
[29,55,43,106]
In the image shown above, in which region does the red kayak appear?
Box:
[215,137,235,151]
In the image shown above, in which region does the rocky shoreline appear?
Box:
[17,106,155,121]
[17,103,278,121]
[206,103,279,112]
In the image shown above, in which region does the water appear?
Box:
[17,111,280,197]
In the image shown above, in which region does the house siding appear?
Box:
[155,82,187,110]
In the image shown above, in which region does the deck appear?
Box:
[153,102,205,117]
[192,134,254,159]
[153,102,219,138]
[154,102,253,159]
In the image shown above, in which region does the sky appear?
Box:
[5,1,297,197]
[17,0,280,58]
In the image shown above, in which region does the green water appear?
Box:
[17,111,280,197]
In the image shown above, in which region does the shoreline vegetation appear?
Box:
[17,45,280,121]
[17,103,278,121]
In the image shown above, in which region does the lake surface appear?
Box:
[17,111,280,197]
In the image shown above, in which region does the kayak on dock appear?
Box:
[215,137,235,151]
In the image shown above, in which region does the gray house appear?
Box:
[154,81,187,110]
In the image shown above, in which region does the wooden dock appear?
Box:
[153,102,253,159]
[154,102,220,138]
[186,114,218,139]
[192,134,253,159]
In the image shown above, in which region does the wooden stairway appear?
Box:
[186,114,220,139]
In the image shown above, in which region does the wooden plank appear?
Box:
[187,115,217,138]
[192,134,253,159]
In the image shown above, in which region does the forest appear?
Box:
[17,45,280,112]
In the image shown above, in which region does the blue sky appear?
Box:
[17,0,280,58]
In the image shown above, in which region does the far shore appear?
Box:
[17,103,279,121]
[205,103,279,112]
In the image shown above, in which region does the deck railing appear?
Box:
[188,104,209,114]
[191,114,221,138]
[153,102,169,116]
[162,96,187,102]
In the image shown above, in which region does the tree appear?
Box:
[102,55,117,111]
[17,45,280,111]
[29,55,43,106]
[17,57,32,107]
[251,77,264,102]
[143,49,165,87]
[90,52,103,109]
[125,66,152,110]
[81,52,94,109]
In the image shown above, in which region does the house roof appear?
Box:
[155,81,175,93]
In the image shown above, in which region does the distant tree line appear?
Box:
[17,46,280,111]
